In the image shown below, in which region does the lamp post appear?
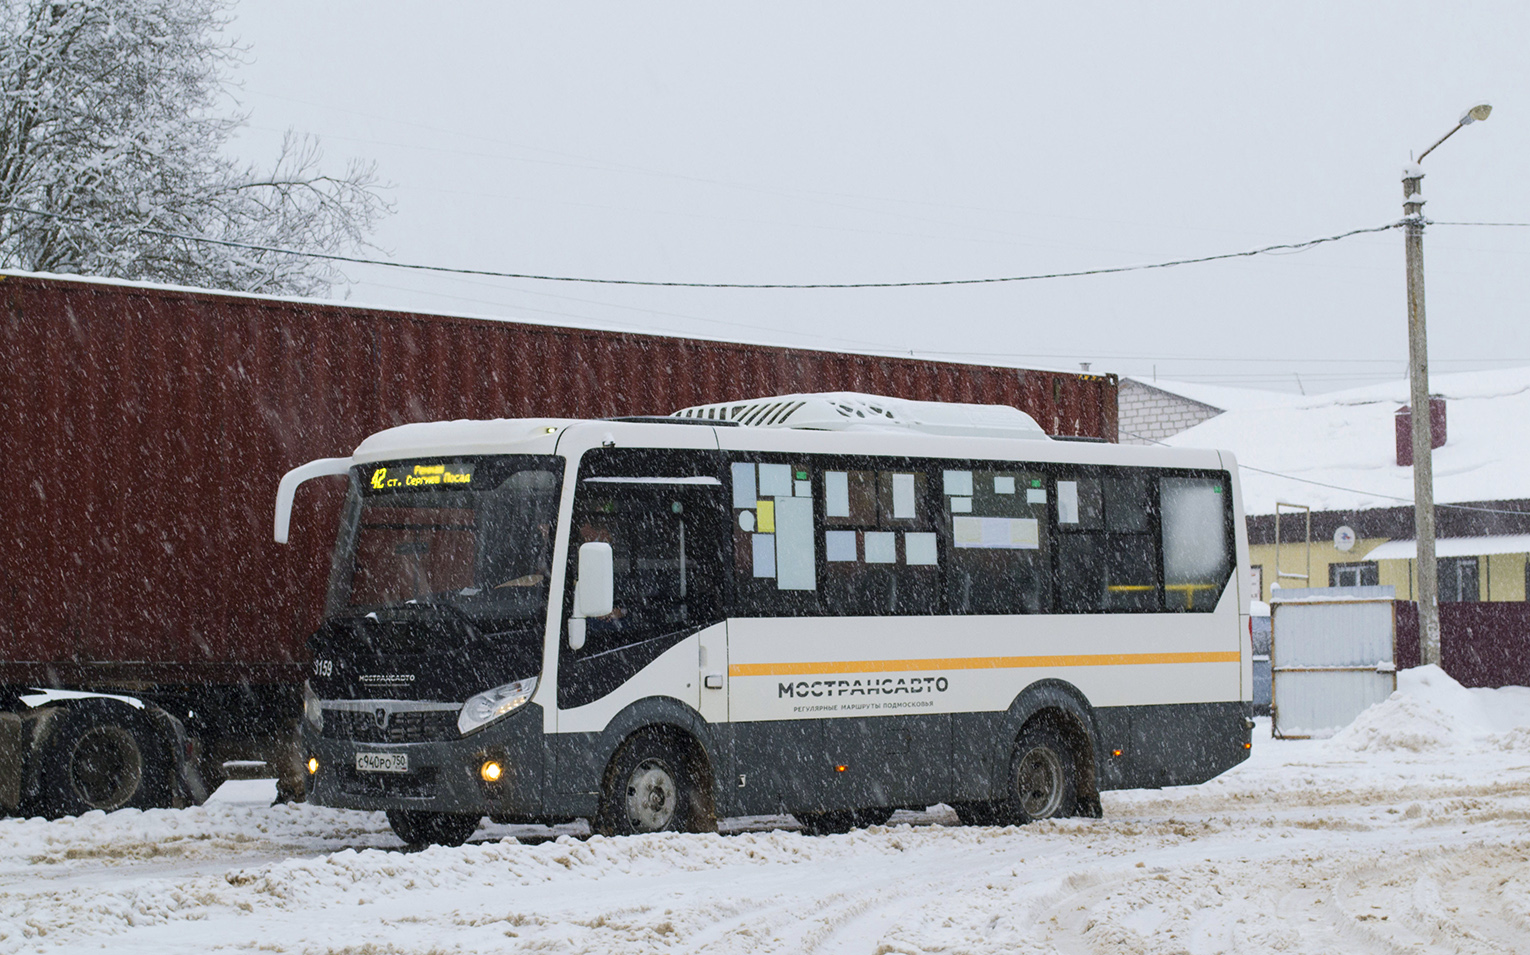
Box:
[1404,103,1491,667]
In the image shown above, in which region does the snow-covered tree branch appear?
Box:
[0,0,390,295]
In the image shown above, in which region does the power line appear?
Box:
[1433,221,1530,227]
[0,204,1403,290]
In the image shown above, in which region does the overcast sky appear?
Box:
[225,2,1529,394]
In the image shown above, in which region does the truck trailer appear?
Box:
[0,271,1118,818]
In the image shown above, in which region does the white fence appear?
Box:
[1270,586,1397,738]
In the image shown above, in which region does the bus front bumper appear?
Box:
[302,703,545,818]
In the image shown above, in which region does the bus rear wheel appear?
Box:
[594,734,712,836]
[386,809,480,847]
[1003,723,1076,824]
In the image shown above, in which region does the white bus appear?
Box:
[276,393,1253,846]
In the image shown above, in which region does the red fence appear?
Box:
[1395,601,1530,687]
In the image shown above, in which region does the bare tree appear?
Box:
[0,0,389,295]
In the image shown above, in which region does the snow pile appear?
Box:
[1330,665,1530,753]
[0,796,395,876]
[0,824,1026,953]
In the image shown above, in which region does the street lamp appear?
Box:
[1403,102,1490,668]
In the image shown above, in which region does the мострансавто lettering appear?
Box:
[778,676,949,698]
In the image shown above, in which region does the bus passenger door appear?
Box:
[558,474,729,718]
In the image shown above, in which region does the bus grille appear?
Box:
[323,708,460,743]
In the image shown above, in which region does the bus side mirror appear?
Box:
[273,457,352,543]
[573,542,614,619]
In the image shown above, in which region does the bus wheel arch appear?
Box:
[594,724,716,836]
[1005,682,1102,819]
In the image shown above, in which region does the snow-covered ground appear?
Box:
[6,667,1530,954]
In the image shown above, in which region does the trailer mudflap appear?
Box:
[0,712,24,813]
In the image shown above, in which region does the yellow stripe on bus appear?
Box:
[727,651,1240,678]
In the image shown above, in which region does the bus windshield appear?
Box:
[326,456,564,624]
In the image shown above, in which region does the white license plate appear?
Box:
[355,752,408,774]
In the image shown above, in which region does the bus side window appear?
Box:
[1160,476,1233,612]
[820,466,939,616]
[945,469,1049,615]
[1055,473,1160,613]
[1103,474,1158,611]
[729,460,821,616]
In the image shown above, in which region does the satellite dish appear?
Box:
[1333,525,1357,553]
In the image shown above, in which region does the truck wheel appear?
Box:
[1004,723,1077,824]
[795,806,894,835]
[36,708,166,818]
[594,734,711,836]
[386,809,480,847]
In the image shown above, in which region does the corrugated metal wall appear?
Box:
[1395,601,1530,687]
[0,273,1118,685]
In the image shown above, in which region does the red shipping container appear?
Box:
[0,272,1118,689]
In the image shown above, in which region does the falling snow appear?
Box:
[2,667,1529,953]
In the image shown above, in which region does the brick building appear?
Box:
[1117,377,1293,445]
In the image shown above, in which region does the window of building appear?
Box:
[1329,562,1379,588]
[1438,557,1480,603]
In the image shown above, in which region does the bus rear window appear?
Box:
[1161,477,1233,611]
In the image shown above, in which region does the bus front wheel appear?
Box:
[594,733,712,836]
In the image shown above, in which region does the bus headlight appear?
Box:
[458,677,538,735]
[303,681,324,731]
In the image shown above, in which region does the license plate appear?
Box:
[355,752,408,774]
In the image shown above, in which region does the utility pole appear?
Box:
[1402,166,1440,666]
[1404,103,1491,667]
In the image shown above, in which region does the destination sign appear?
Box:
[366,462,474,493]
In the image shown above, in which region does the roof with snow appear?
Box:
[1165,367,1530,517]
[1121,376,1299,414]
